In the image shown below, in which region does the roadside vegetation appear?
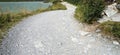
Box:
[64,0,80,5]
[117,0,120,3]
[116,0,120,12]
[65,0,105,24]
[75,0,105,24]
[99,21,120,38]
[65,0,120,39]
[0,1,66,43]
[47,1,67,10]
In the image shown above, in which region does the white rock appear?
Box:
[113,41,119,45]
[34,41,43,48]
[79,31,89,36]
[96,29,101,33]
[71,37,78,42]
[104,3,118,17]
[103,54,106,55]
[87,44,92,48]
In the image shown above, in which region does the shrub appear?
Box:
[64,0,81,5]
[117,0,120,4]
[74,0,105,24]
[0,12,14,28]
[48,1,67,10]
[99,21,120,38]
[47,0,61,2]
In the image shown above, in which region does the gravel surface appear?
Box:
[0,2,120,55]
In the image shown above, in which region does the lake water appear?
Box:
[0,2,52,13]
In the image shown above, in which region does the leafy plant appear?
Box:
[64,0,81,5]
[74,0,105,24]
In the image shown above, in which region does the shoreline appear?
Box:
[0,1,67,45]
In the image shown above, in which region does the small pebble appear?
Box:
[95,29,101,33]
[113,41,119,45]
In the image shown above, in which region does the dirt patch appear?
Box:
[80,23,99,32]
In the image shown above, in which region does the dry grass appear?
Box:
[98,21,120,38]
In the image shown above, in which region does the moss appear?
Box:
[99,21,120,38]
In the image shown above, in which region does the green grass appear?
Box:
[117,0,120,4]
[74,0,105,24]
[33,2,67,13]
[65,0,105,24]
[0,11,33,41]
[64,0,81,5]
[48,1,67,10]
[0,2,67,44]
[98,21,120,38]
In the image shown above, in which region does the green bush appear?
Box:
[47,0,61,2]
[48,2,67,10]
[117,0,120,3]
[74,0,105,24]
[99,21,120,38]
[64,0,81,5]
[0,12,13,28]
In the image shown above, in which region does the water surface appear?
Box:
[0,2,52,13]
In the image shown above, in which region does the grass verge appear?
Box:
[98,21,120,38]
[0,2,67,44]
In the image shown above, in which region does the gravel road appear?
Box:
[0,2,120,55]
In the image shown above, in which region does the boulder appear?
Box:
[104,3,118,17]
